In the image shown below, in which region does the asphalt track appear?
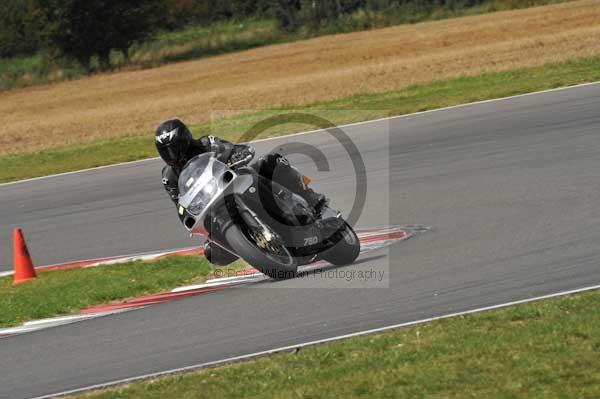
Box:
[2,83,600,398]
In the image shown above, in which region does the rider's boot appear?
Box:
[204,242,239,266]
[301,186,328,213]
[257,154,328,213]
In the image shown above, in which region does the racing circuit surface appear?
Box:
[2,83,600,398]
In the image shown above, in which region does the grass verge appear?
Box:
[69,288,600,399]
[2,55,600,183]
[0,256,245,328]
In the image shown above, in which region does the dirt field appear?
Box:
[1,0,599,156]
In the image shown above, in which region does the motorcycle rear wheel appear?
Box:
[320,222,361,266]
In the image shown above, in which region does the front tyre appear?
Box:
[320,222,361,266]
[224,224,298,280]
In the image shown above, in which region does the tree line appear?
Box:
[1,0,485,67]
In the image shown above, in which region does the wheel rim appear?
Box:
[246,225,295,267]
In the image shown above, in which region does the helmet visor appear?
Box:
[157,143,187,167]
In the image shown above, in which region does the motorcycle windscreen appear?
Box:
[178,153,230,215]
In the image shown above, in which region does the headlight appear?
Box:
[203,180,217,197]
[187,177,218,215]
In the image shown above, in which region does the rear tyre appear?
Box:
[320,222,361,266]
[224,224,298,280]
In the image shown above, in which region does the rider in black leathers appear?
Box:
[156,118,327,266]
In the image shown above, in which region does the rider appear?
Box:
[155,118,327,265]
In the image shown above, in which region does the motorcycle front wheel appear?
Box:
[224,223,298,280]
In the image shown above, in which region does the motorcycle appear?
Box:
[177,152,360,279]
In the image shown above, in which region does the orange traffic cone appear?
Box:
[13,228,36,285]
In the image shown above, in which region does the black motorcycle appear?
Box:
[177,153,360,279]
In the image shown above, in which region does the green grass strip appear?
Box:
[3,55,600,183]
[0,256,244,328]
[71,288,600,399]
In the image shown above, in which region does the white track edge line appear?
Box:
[0,157,158,187]
[0,308,135,337]
[3,80,599,188]
[32,282,600,399]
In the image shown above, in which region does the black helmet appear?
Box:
[155,118,192,168]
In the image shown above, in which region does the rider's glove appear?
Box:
[228,145,255,168]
